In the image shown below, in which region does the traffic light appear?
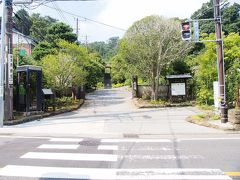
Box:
[181,21,191,40]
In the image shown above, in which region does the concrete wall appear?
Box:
[137,85,169,99]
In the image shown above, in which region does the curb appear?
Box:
[132,98,192,108]
[186,116,240,131]
[4,99,85,126]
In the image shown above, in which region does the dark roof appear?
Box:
[166,74,192,79]
[16,65,42,72]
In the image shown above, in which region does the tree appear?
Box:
[32,41,56,61]
[30,13,57,42]
[191,1,240,34]
[189,33,240,105]
[13,9,31,35]
[222,3,240,34]
[88,37,119,62]
[110,54,130,84]
[41,52,87,96]
[120,15,191,100]
[46,22,77,47]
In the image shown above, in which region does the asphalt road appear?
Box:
[0,87,239,179]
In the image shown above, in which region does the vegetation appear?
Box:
[118,15,192,100]
[12,0,240,108]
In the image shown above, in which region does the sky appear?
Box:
[7,0,240,42]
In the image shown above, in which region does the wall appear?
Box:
[137,85,169,99]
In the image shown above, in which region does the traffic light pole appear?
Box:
[214,0,227,123]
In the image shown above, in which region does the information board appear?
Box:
[171,83,186,96]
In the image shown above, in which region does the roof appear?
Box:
[166,74,192,79]
[16,65,42,72]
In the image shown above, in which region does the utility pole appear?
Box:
[214,0,227,123]
[0,0,7,127]
[4,0,13,120]
[76,18,79,42]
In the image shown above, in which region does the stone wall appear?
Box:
[137,85,169,99]
[229,109,240,124]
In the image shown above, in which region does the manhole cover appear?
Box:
[123,134,139,138]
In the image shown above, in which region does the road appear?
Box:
[0,87,239,179]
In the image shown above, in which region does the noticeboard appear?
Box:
[171,83,186,96]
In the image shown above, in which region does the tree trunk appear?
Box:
[151,64,157,101]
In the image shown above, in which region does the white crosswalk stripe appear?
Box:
[38,144,79,149]
[0,137,232,180]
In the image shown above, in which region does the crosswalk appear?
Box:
[0,137,232,180]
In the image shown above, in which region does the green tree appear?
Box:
[30,13,57,42]
[110,54,130,84]
[88,37,119,61]
[13,9,31,35]
[46,22,77,47]
[41,52,87,96]
[120,15,191,100]
[32,41,56,61]
[190,33,240,105]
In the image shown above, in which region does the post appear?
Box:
[0,0,7,127]
[76,18,79,42]
[4,0,13,120]
[132,75,138,98]
[214,0,227,123]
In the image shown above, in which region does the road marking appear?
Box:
[37,144,79,150]
[0,166,232,179]
[98,145,118,150]
[49,138,83,142]
[225,172,240,176]
[178,137,240,141]
[118,154,204,160]
[21,152,118,162]
[101,139,171,143]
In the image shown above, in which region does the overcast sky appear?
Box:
[7,0,239,42]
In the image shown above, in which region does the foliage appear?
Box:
[191,1,240,35]
[190,33,240,105]
[84,53,105,89]
[13,9,31,35]
[110,54,130,84]
[30,13,57,42]
[32,41,56,61]
[41,52,86,96]
[120,15,192,100]
[88,37,119,61]
[45,22,77,47]
[112,83,125,88]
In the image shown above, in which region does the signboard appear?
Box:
[8,54,13,85]
[171,83,186,96]
[213,81,220,108]
[193,20,199,42]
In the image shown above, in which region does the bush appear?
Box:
[56,96,73,108]
[112,83,125,88]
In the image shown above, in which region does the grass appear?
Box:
[149,99,168,105]
[191,114,208,121]
[197,104,215,110]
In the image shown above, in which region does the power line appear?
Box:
[43,4,127,31]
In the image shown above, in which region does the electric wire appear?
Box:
[43,4,127,31]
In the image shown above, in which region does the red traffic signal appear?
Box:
[181,21,191,40]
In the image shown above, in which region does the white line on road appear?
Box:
[21,152,118,162]
[49,138,83,142]
[101,139,171,143]
[37,144,79,150]
[177,137,240,141]
[98,145,119,150]
[0,166,232,179]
